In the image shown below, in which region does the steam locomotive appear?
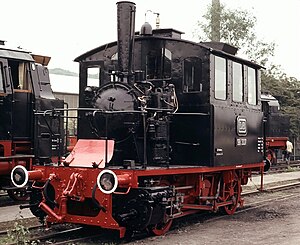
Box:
[262,93,290,166]
[11,1,265,237]
[0,42,64,200]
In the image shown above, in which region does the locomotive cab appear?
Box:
[0,49,36,169]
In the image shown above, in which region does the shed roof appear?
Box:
[0,47,34,62]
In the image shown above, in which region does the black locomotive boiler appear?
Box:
[11,1,264,237]
[0,42,64,200]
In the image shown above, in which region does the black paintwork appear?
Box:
[0,45,64,163]
[261,93,290,137]
[74,1,264,167]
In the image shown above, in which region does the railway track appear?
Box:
[231,181,300,217]
[243,179,300,196]
[0,198,27,208]
[6,227,84,245]
[270,161,300,173]
[0,224,114,245]
[1,180,300,245]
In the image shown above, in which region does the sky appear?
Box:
[1,0,300,80]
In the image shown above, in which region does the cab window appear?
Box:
[247,67,257,105]
[8,60,32,90]
[232,62,243,102]
[146,48,172,79]
[214,56,226,100]
[183,57,202,93]
[87,67,101,87]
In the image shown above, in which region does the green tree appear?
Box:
[194,3,275,66]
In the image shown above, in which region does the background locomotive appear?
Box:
[11,1,265,237]
[262,93,290,166]
[0,42,64,200]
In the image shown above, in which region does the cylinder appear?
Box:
[116,1,136,81]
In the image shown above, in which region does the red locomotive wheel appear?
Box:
[219,172,242,215]
[7,189,29,201]
[151,219,173,236]
[221,180,241,215]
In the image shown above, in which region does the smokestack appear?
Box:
[116,1,136,83]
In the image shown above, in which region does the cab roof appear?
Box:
[74,28,263,69]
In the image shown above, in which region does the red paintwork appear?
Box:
[0,140,33,176]
[64,139,114,168]
[265,137,288,164]
[28,170,44,180]
[266,137,288,149]
[0,140,12,157]
[28,159,263,238]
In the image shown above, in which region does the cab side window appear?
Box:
[232,62,243,102]
[247,67,257,105]
[214,56,226,100]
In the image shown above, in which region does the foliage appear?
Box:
[6,214,31,244]
[196,4,255,46]
[244,39,275,68]
[194,3,275,66]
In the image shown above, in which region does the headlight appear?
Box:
[11,165,28,188]
[97,170,118,194]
